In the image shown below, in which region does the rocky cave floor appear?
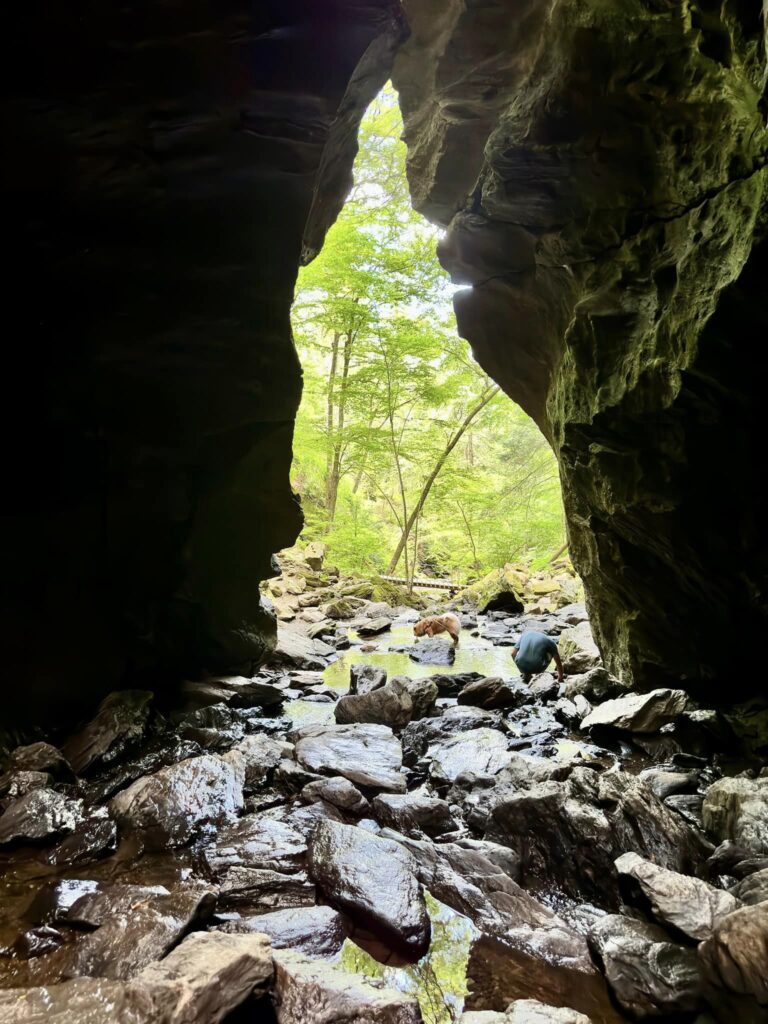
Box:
[1,584,767,1023]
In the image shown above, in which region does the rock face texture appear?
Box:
[2,0,406,734]
[392,0,768,698]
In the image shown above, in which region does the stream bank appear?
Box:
[1,556,767,1023]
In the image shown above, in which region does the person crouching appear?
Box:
[512,629,563,683]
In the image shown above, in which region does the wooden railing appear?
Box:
[378,574,464,594]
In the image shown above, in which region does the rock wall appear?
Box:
[392,0,768,698]
[2,0,406,734]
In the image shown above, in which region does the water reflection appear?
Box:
[338,893,477,1024]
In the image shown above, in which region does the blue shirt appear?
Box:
[514,630,558,673]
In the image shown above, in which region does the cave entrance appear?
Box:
[287,83,569,601]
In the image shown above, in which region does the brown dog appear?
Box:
[414,613,461,646]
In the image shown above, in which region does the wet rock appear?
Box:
[349,663,387,695]
[504,705,563,744]
[180,675,286,710]
[406,638,456,666]
[615,852,740,942]
[62,690,153,775]
[458,676,528,711]
[292,723,406,793]
[12,926,66,960]
[430,728,511,785]
[430,672,484,697]
[698,903,768,1023]
[307,820,430,959]
[357,616,392,637]
[230,734,293,790]
[639,768,698,800]
[461,1001,593,1023]
[401,706,498,765]
[382,830,593,974]
[0,788,84,845]
[334,679,413,730]
[273,948,422,1023]
[5,742,72,779]
[1,771,52,802]
[82,735,204,804]
[528,674,559,702]
[393,676,439,720]
[453,837,522,881]
[272,629,337,670]
[47,812,118,866]
[664,794,704,830]
[558,623,601,674]
[217,866,315,912]
[0,978,152,1022]
[136,930,273,1021]
[561,668,628,703]
[109,754,243,849]
[588,915,703,1018]
[202,815,307,877]
[702,776,768,854]
[62,883,173,928]
[372,792,457,838]
[65,883,217,981]
[275,759,324,794]
[486,767,704,904]
[581,689,688,734]
[300,777,370,815]
[220,905,346,957]
[730,868,768,906]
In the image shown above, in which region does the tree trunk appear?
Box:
[386,387,499,574]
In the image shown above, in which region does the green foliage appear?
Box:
[291,84,564,579]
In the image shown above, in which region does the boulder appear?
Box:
[304,542,326,570]
[458,676,528,711]
[334,680,413,730]
[372,792,458,838]
[702,776,768,854]
[392,676,439,720]
[407,638,456,666]
[349,663,387,695]
[558,623,601,674]
[202,815,307,876]
[3,742,72,779]
[0,979,152,1022]
[615,852,740,942]
[638,768,697,800]
[135,931,273,1022]
[429,728,511,784]
[307,820,430,959]
[229,734,293,790]
[430,672,485,697]
[220,905,346,957]
[401,706,499,765]
[320,597,360,620]
[300,777,370,815]
[561,668,627,703]
[272,949,422,1024]
[109,754,243,849]
[292,723,406,793]
[454,566,526,614]
[47,812,118,866]
[485,766,704,904]
[357,616,392,637]
[0,788,84,845]
[81,735,204,804]
[730,868,768,906]
[218,867,316,911]
[179,675,285,709]
[581,689,688,734]
[588,915,703,1018]
[62,690,153,775]
[698,903,768,1024]
[271,630,336,669]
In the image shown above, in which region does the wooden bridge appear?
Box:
[378,574,465,595]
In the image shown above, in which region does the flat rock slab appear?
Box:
[221,905,347,957]
[615,851,739,941]
[218,867,316,911]
[179,676,285,710]
[357,616,392,637]
[406,638,456,665]
[581,689,688,733]
[372,793,457,838]
[429,728,511,784]
[109,754,243,848]
[293,723,406,793]
[271,630,336,669]
[307,819,430,959]
[457,676,528,711]
[62,690,153,775]
[588,914,703,1018]
[273,948,423,1024]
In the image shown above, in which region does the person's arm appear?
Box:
[511,646,518,660]
[553,648,564,682]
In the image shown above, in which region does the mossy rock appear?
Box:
[453,565,525,614]
[369,579,426,609]
[320,597,361,620]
